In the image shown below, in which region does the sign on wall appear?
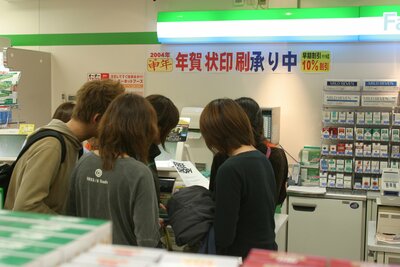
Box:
[147,50,331,74]
[301,51,330,73]
[87,72,144,96]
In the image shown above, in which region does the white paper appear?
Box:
[172,160,209,189]
[287,185,326,195]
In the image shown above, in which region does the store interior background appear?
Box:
[1,0,400,166]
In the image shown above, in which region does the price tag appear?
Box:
[18,124,35,135]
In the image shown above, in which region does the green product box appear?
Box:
[364,128,372,141]
[300,167,320,186]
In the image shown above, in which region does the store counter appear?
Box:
[367,221,400,264]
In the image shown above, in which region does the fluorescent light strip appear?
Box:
[158,18,365,39]
[157,6,400,43]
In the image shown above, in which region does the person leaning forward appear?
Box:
[4,79,124,214]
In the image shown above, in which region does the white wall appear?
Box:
[0,0,400,163]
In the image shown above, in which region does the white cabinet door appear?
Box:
[288,196,365,261]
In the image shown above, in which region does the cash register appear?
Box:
[376,168,400,239]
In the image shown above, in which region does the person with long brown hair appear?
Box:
[200,98,277,259]
[209,97,288,206]
[67,93,161,247]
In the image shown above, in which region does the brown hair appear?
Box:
[98,93,158,170]
[72,79,125,123]
[146,94,179,147]
[200,98,254,155]
[53,102,75,123]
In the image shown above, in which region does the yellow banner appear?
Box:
[301,51,330,73]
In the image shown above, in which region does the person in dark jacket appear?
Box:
[200,98,277,259]
[146,94,179,206]
[209,97,288,206]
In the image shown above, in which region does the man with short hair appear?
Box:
[5,79,125,214]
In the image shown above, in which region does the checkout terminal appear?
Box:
[376,168,400,240]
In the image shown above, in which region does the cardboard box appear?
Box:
[365,112,373,124]
[338,112,346,123]
[321,145,329,155]
[355,142,364,157]
[346,128,353,140]
[337,143,345,155]
[392,129,400,142]
[322,111,331,123]
[345,160,353,173]
[336,159,344,171]
[393,113,400,126]
[345,143,353,156]
[329,144,337,155]
[356,112,365,124]
[331,111,339,123]
[346,112,354,124]
[372,129,380,141]
[355,160,363,173]
[363,144,372,157]
[364,128,372,141]
[355,128,364,140]
[371,161,380,174]
[362,177,371,189]
[373,112,381,125]
[381,112,390,125]
[381,128,389,141]
[338,127,346,139]
[322,127,330,139]
[363,160,371,173]
[320,158,328,171]
[372,143,380,157]
[328,159,336,171]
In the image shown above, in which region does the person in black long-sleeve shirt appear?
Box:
[209,97,288,206]
[200,98,277,259]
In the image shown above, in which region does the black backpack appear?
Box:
[0,129,66,203]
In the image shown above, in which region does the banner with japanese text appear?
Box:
[87,72,144,96]
[147,49,331,74]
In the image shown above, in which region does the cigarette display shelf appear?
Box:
[320,83,400,192]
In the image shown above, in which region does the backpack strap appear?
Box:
[266,146,272,159]
[17,129,67,163]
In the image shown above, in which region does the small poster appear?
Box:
[0,71,21,105]
[301,51,330,73]
[166,117,190,142]
[87,72,144,96]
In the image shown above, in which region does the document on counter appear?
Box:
[287,185,326,195]
[172,160,209,189]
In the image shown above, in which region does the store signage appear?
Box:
[157,6,400,43]
[384,12,400,31]
[363,80,398,91]
[324,80,361,91]
[323,94,360,107]
[361,95,398,107]
[87,72,144,96]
